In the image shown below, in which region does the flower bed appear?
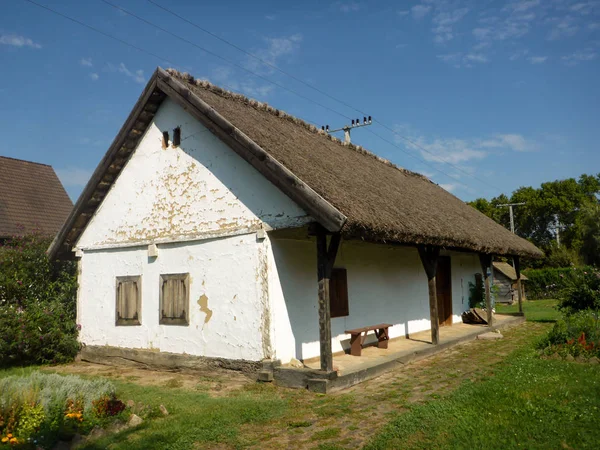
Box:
[537,310,600,360]
[0,372,126,448]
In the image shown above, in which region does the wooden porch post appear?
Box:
[316,224,341,372]
[418,245,441,345]
[514,256,523,315]
[479,254,494,326]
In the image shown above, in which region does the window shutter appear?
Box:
[330,268,349,318]
[160,273,190,325]
[115,276,141,326]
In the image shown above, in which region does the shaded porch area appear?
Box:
[272,313,524,393]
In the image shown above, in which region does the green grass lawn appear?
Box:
[365,330,600,450]
[4,299,597,449]
[496,298,560,322]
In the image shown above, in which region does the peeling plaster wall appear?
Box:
[74,97,314,361]
[77,98,310,250]
[78,234,268,361]
[267,238,480,363]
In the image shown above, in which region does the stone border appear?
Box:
[80,346,262,374]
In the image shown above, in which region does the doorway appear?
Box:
[436,256,453,326]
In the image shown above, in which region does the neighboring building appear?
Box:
[493,261,528,304]
[49,68,542,373]
[0,156,72,240]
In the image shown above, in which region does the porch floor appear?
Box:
[273,314,525,392]
[305,314,520,376]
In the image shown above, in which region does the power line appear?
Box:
[21,0,478,192]
[98,0,477,191]
[21,0,181,70]
[145,0,505,193]
[100,0,352,122]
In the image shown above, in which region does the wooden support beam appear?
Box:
[418,245,441,345]
[316,224,341,372]
[514,256,523,315]
[479,254,494,326]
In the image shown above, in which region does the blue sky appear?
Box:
[1,0,599,202]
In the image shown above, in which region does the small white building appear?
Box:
[49,68,541,379]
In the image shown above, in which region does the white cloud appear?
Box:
[562,48,598,65]
[465,53,489,63]
[480,134,536,152]
[80,57,92,67]
[546,16,579,40]
[439,183,457,192]
[117,63,145,83]
[509,49,529,60]
[589,22,600,30]
[528,55,548,64]
[90,73,99,81]
[265,15,276,20]
[411,4,432,20]
[338,2,360,13]
[431,8,470,44]
[0,33,41,49]
[56,167,93,188]
[245,33,303,74]
[570,2,599,15]
[394,127,537,174]
[437,51,489,68]
[397,10,409,17]
[210,66,274,98]
[503,0,540,14]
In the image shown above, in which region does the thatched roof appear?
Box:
[493,262,529,281]
[48,68,542,259]
[0,156,72,238]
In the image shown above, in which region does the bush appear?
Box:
[537,310,600,358]
[0,234,78,367]
[0,372,122,448]
[558,268,600,314]
[522,266,596,299]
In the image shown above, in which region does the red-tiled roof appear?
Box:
[0,156,72,238]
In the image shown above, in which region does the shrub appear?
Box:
[523,266,596,299]
[0,233,78,367]
[558,268,600,314]
[537,310,600,358]
[0,372,121,448]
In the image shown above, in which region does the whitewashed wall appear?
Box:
[75,98,312,361]
[78,235,269,361]
[77,97,310,250]
[267,238,480,363]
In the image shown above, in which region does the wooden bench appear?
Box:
[345,323,392,356]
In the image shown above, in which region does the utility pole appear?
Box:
[497,202,526,234]
[322,116,372,144]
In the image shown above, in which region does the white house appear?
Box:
[49,68,542,380]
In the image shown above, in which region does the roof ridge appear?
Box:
[166,68,431,183]
[0,155,52,167]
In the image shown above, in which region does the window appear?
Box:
[159,273,190,325]
[330,268,349,318]
[115,276,141,326]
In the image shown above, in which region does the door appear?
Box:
[436,256,453,326]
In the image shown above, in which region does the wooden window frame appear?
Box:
[115,275,142,326]
[330,268,349,318]
[159,273,190,326]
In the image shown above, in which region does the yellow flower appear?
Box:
[2,437,9,443]
[6,434,12,439]
[9,437,18,444]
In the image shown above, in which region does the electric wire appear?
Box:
[22,0,488,193]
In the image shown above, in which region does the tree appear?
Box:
[468,173,600,267]
[576,202,600,266]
